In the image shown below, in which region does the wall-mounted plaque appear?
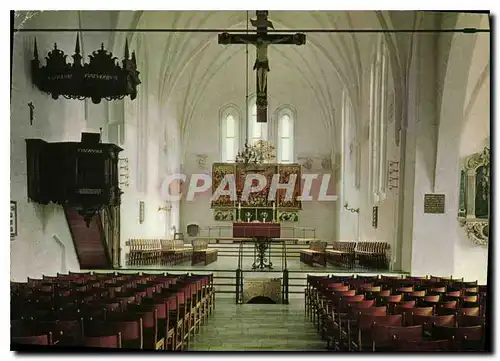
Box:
[372,206,378,228]
[424,194,445,214]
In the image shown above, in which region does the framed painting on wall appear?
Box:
[10,201,17,239]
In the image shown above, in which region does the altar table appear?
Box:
[232,222,281,238]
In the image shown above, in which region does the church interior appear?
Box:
[10,10,490,351]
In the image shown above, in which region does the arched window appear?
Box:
[248,100,268,145]
[277,109,295,163]
[220,105,240,162]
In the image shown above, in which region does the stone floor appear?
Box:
[187,298,327,351]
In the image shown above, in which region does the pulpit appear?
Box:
[233,222,280,270]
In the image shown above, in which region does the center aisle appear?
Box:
[188,298,326,351]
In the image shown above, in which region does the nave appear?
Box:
[10,271,488,352]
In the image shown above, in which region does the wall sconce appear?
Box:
[344,203,359,213]
[158,203,172,212]
[388,160,400,190]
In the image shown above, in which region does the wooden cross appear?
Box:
[219,11,306,123]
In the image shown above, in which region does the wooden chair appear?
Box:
[349,314,403,351]
[94,313,143,349]
[128,304,161,349]
[143,296,176,350]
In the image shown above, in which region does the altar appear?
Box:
[232,222,280,238]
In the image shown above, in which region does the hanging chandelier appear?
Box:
[235,140,276,166]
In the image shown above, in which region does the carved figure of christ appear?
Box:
[218,11,306,123]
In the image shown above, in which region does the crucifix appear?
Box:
[28,102,34,125]
[219,11,306,123]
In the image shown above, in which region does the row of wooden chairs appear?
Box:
[325,241,357,268]
[305,274,488,351]
[300,241,391,270]
[353,242,390,269]
[126,239,193,266]
[300,241,328,266]
[11,271,215,350]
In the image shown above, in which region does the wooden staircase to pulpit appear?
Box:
[64,205,111,269]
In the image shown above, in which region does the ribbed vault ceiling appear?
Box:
[108,11,403,154]
[18,10,428,155]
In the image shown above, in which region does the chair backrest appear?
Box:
[429,286,446,293]
[432,325,484,342]
[109,317,143,348]
[11,332,52,345]
[395,305,432,316]
[459,306,480,316]
[331,289,355,296]
[457,315,486,327]
[409,314,456,331]
[357,314,403,331]
[409,290,426,297]
[391,339,454,351]
[423,295,441,303]
[351,306,387,317]
[382,294,403,303]
[82,333,122,348]
[372,324,423,345]
[340,295,365,304]
[348,300,376,310]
